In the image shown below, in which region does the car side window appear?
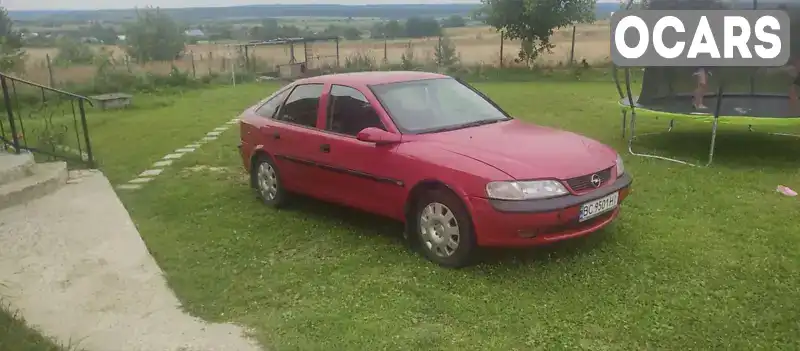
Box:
[255,88,290,118]
[275,84,324,128]
[326,84,385,136]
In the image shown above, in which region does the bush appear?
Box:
[54,38,96,66]
[434,35,459,68]
[343,51,377,72]
[400,43,418,70]
[0,45,25,76]
[124,8,186,63]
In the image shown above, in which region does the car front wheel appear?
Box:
[414,189,477,268]
[253,155,288,208]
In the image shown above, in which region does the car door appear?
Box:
[244,86,296,184]
[267,83,330,196]
[311,84,407,219]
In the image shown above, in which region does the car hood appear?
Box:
[415,119,616,180]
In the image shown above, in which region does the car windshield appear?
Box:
[369,78,511,134]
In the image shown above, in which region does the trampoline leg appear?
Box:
[627,109,637,153]
[705,116,720,167]
[621,110,628,139]
[668,119,675,132]
[626,108,702,167]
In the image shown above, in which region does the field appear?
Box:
[20,22,612,86]
[12,71,795,350]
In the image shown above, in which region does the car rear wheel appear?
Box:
[253,155,287,208]
[414,189,477,268]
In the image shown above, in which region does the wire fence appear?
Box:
[18,23,612,87]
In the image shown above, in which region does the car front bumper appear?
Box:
[467,173,632,247]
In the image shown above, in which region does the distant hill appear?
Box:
[9,3,626,23]
[10,4,479,22]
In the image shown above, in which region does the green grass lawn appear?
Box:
[75,78,800,350]
[86,83,282,184]
[0,305,74,351]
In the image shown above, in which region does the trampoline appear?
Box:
[614,0,800,166]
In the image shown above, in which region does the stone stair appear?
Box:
[0,151,68,211]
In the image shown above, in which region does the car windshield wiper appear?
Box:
[420,118,506,134]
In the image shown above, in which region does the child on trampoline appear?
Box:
[692,67,711,111]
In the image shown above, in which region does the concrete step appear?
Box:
[0,152,35,186]
[0,161,68,211]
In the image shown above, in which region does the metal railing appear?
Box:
[0,72,95,168]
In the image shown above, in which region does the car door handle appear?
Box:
[320,144,330,153]
[260,127,280,140]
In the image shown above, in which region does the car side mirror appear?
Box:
[356,127,401,145]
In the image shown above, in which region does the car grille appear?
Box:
[565,167,613,192]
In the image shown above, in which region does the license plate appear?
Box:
[579,192,619,222]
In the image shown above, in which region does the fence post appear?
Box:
[250,47,256,72]
[383,35,388,64]
[569,25,577,66]
[230,52,236,87]
[244,46,250,73]
[499,31,504,68]
[437,35,443,68]
[335,37,340,68]
[77,99,94,167]
[0,75,20,154]
[191,51,197,78]
[45,54,55,87]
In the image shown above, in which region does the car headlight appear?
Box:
[616,154,625,176]
[486,180,569,201]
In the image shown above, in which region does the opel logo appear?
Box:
[590,174,602,188]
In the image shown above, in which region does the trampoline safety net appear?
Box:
[632,0,800,119]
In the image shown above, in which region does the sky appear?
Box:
[3,0,617,12]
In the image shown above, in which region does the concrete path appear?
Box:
[0,170,262,351]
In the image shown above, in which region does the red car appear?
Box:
[238,71,632,268]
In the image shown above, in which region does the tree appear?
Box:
[442,15,467,28]
[434,35,459,67]
[371,20,404,39]
[54,37,96,65]
[249,19,305,41]
[342,27,362,40]
[385,20,404,38]
[370,22,385,38]
[0,6,25,74]
[261,18,280,37]
[405,17,442,38]
[87,23,118,44]
[480,0,595,62]
[0,7,21,49]
[124,7,186,62]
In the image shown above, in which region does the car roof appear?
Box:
[294,71,450,87]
